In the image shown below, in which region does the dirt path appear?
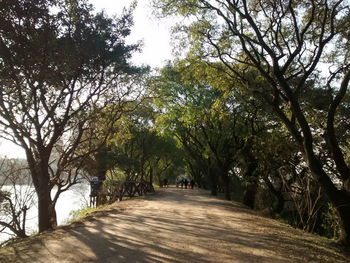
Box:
[0,187,349,263]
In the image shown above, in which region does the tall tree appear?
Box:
[0,0,142,232]
[154,0,350,244]
[152,63,247,199]
[109,101,184,185]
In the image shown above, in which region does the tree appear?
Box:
[152,63,248,199]
[154,0,350,244]
[109,100,184,185]
[0,158,35,241]
[0,0,142,232]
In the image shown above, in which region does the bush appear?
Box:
[66,207,99,224]
[318,202,341,239]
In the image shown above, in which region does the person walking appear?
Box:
[163,178,168,188]
[184,179,189,189]
[190,179,195,189]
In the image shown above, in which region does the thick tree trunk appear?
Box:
[243,182,258,209]
[28,152,58,233]
[275,71,350,244]
[189,162,202,188]
[337,197,350,245]
[307,154,350,245]
[37,186,57,232]
[243,157,259,209]
[323,189,350,245]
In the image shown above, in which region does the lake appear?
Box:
[0,183,90,244]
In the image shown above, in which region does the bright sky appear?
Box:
[91,0,173,67]
[0,0,173,159]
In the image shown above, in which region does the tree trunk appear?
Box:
[306,154,350,244]
[28,153,58,233]
[243,182,258,209]
[16,229,28,238]
[337,197,350,245]
[149,166,153,185]
[209,167,218,196]
[222,174,231,201]
[37,186,57,232]
[263,175,285,213]
[98,170,107,181]
[275,193,285,214]
[156,173,162,187]
[322,188,350,245]
[243,160,259,209]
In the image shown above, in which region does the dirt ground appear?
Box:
[0,187,349,263]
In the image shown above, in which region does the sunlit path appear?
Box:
[0,187,348,263]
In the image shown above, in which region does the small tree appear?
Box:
[0,158,35,242]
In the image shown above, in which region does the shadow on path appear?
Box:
[1,186,349,263]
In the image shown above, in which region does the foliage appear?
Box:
[66,206,101,224]
[0,0,143,232]
[79,98,185,187]
[319,203,341,239]
[151,62,250,199]
[153,0,350,245]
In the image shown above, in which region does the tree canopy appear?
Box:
[153,0,350,245]
[0,0,144,232]
[1,0,350,249]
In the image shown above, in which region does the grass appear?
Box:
[64,204,110,225]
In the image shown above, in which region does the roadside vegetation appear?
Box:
[1,0,350,253]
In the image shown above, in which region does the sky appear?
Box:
[0,0,173,159]
[91,0,173,67]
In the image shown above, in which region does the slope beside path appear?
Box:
[0,187,349,263]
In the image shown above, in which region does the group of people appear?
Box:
[176,178,195,189]
[162,178,169,188]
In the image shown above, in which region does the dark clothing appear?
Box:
[190,180,195,189]
[180,179,184,188]
[184,179,189,189]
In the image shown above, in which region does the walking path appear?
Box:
[0,187,349,262]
